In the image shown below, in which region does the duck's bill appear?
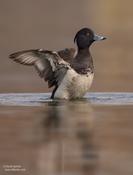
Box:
[94,34,106,41]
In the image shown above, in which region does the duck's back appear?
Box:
[58,48,76,63]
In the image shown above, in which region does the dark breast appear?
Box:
[71,53,94,74]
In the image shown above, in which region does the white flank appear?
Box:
[54,69,94,99]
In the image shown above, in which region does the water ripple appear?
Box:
[0,93,133,106]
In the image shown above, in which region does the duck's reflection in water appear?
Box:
[37,100,98,175]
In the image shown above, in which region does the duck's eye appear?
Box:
[86,32,90,36]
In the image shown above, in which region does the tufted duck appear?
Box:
[9,28,106,99]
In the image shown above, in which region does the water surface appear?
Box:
[0,93,133,175]
[0,93,133,106]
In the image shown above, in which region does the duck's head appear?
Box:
[74,28,106,49]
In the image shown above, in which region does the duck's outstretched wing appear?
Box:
[9,49,70,88]
[58,48,76,63]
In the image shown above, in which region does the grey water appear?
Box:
[0,93,133,175]
[0,93,133,106]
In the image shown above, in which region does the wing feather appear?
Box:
[9,49,70,88]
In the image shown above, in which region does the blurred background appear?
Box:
[0,0,133,93]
